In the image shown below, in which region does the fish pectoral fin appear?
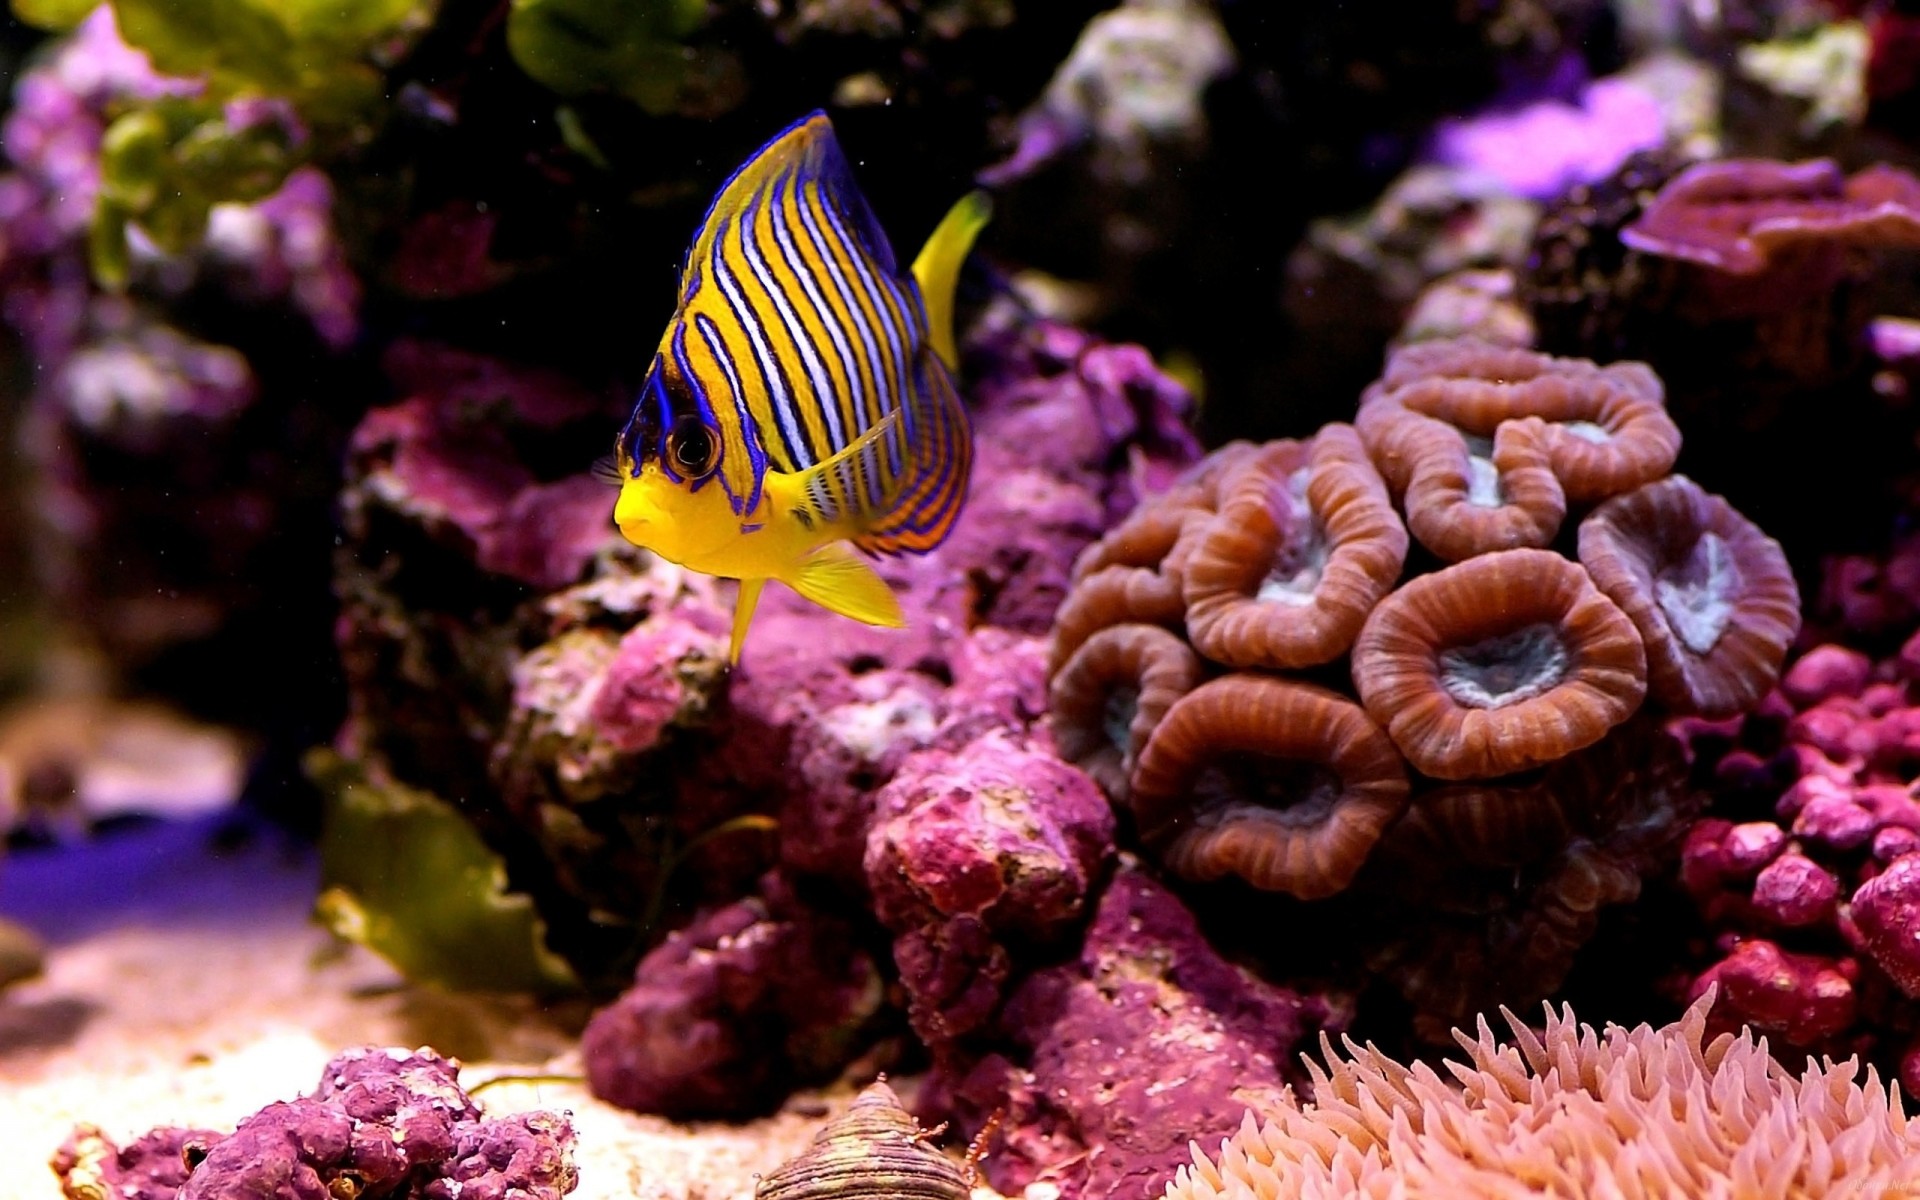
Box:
[786,542,905,629]
[728,577,766,665]
[911,190,993,370]
[784,410,900,521]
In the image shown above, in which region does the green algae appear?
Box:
[308,749,579,995]
[506,0,706,114]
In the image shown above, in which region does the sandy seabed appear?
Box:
[0,817,825,1200]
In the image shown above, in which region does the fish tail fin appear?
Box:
[786,542,905,629]
[729,577,767,665]
[911,190,993,370]
[857,352,972,556]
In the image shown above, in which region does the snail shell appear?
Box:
[755,1082,971,1200]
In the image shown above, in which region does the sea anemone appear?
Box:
[1162,989,1920,1200]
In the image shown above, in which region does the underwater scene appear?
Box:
[9,0,1920,1196]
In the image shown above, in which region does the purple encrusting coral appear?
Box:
[50,1047,576,1200]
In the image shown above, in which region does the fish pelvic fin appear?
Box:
[729,577,767,665]
[786,542,906,629]
[856,350,972,556]
[911,190,993,370]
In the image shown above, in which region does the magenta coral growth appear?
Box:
[51,1048,576,1200]
[1432,75,1667,202]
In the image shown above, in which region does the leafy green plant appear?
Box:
[15,0,436,127]
[506,0,707,114]
[309,750,580,994]
[92,98,296,288]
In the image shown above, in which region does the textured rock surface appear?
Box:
[940,866,1347,1200]
[55,1045,579,1200]
[865,732,1114,1052]
[582,877,884,1120]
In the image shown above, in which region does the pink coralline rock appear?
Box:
[54,1048,575,1200]
[1792,782,1882,851]
[1691,938,1859,1046]
[775,668,950,887]
[484,575,740,923]
[1852,856,1920,997]
[349,341,624,593]
[582,876,884,1119]
[865,732,1115,1049]
[1782,644,1874,708]
[1751,850,1841,927]
[1877,826,1920,862]
[476,476,619,591]
[938,627,1051,749]
[587,615,730,755]
[967,312,1202,530]
[938,446,1109,633]
[749,628,1050,892]
[1671,549,1920,1065]
[938,867,1347,1200]
[1680,818,1787,893]
[1815,539,1920,639]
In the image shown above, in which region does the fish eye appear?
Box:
[667,418,718,479]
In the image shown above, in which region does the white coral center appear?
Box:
[1463,435,1504,507]
[1258,467,1327,606]
[1656,531,1738,655]
[1439,621,1569,708]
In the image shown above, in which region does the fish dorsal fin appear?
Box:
[911,190,992,369]
[682,111,899,302]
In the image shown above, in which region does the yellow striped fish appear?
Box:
[610,111,991,664]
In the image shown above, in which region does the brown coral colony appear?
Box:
[1048,335,1798,905]
[1050,624,1202,805]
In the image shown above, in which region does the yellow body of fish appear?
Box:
[611,110,990,664]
